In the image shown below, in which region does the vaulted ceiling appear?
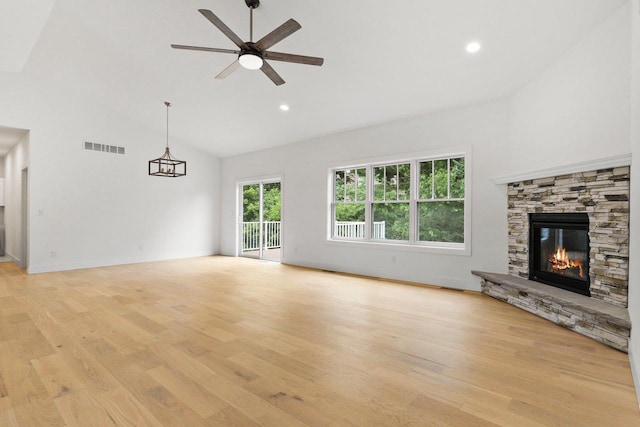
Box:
[0,0,628,157]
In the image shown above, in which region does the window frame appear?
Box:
[328,149,471,256]
[370,161,412,242]
[332,167,367,240]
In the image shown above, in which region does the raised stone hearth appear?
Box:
[472,271,630,352]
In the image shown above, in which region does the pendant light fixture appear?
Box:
[148,101,187,177]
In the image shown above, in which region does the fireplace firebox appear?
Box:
[529,213,590,296]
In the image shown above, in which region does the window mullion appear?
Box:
[365,165,372,240]
[343,171,347,201]
[383,166,387,202]
[396,164,399,201]
[409,161,417,243]
[447,158,451,199]
[431,161,435,201]
[354,170,358,202]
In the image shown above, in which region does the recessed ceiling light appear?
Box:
[279,104,290,112]
[466,41,482,54]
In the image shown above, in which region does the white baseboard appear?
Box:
[282,257,480,291]
[27,251,216,274]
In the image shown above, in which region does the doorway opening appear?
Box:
[239,180,281,261]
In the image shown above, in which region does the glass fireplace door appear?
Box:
[529,213,590,296]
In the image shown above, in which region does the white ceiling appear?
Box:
[0,126,28,156]
[7,0,629,157]
[0,0,55,72]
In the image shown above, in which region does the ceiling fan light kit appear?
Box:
[238,52,263,70]
[171,0,324,85]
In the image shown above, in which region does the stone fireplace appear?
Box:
[508,166,630,307]
[473,163,631,352]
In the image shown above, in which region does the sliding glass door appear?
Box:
[240,180,281,261]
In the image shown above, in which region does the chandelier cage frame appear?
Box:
[148,102,187,178]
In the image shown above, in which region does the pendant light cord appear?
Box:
[165,101,171,149]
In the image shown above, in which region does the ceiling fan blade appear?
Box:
[260,61,285,86]
[216,60,241,79]
[198,9,245,48]
[263,51,324,66]
[254,19,301,51]
[171,44,240,55]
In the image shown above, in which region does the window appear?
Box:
[417,157,465,243]
[330,154,468,251]
[372,163,410,241]
[333,168,366,239]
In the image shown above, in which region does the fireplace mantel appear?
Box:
[491,153,631,185]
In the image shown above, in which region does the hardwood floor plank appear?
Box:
[13,398,66,427]
[31,352,82,399]
[0,341,50,406]
[206,405,261,427]
[92,387,165,427]
[54,391,120,427]
[123,311,168,334]
[194,348,261,385]
[0,397,19,427]
[410,393,502,427]
[147,364,227,418]
[201,373,309,427]
[245,377,359,427]
[100,357,207,427]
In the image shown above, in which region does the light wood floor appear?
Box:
[0,257,638,426]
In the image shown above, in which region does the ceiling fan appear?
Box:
[171,0,324,86]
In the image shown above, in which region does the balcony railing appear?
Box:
[334,221,386,239]
[242,221,281,251]
[242,220,387,250]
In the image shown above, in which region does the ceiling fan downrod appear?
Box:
[245,0,260,42]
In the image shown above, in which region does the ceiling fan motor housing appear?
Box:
[242,42,261,56]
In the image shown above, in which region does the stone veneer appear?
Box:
[508,167,630,308]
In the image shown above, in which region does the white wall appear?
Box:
[0,72,221,273]
[221,99,511,290]
[3,132,29,263]
[509,3,631,173]
[628,0,640,407]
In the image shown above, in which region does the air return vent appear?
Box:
[84,141,125,155]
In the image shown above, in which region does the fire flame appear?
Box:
[549,247,584,278]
